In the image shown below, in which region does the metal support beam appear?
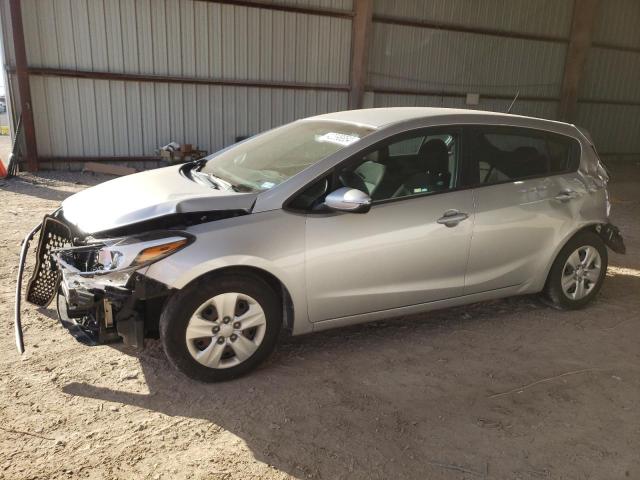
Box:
[349,0,374,109]
[558,0,599,122]
[23,67,350,92]
[369,86,558,103]
[211,0,353,19]
[374,15,567,44]
[39,156,162,164]
[9,0,38,172]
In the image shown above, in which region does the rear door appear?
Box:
[463,126,584,294]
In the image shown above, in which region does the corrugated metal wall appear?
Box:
[29,76,347,158]
[2,0,640,166]
[0,0,18,139]
[368,23,565,98]
[262,0,352,11]
[371,92,558,120]
[577,0,640,156]
[22,0,351,83]
[19,0,351,159]
[373,0,573,38]
[0,0,14,68]
[367,0,573,120]
[591,0,640,49]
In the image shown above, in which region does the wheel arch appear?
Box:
[181,265,296,334]
[540,222,604,290]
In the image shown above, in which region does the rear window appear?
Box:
[470,128,580,185]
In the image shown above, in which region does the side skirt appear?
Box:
[311,285,524,333]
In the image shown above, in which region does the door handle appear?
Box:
[437,210,469,227]
[554,190,579,202]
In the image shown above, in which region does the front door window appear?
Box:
[336,131,460,202]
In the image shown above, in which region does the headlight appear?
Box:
[55,232,193,277]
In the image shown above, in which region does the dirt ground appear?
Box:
[0,164,639,480]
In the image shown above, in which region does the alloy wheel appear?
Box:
[561,245,602,300]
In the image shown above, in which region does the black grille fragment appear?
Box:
[26,215,73,307]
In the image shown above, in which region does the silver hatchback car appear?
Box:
[16,108,625,382]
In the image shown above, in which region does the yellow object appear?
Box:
[0,126,9,136]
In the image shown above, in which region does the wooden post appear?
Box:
[9,0,38,171]
[349,0,374,110]
[558,0,599,122]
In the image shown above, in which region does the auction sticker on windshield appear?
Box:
[317,132,361,147]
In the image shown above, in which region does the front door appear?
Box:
[303,128,475,322]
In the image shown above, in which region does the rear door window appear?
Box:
[467,127,580,186]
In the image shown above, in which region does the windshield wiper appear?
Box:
[186,160,228,190]
[189,157,209,169]
[191,170,224,190]
[188,160,253,192]
[192,169,243,192]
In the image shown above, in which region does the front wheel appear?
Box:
[544,230,608,310]
[160,274,282,382]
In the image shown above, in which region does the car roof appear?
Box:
[309,107,575,132]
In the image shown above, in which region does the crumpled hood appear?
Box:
[62,165,258,234]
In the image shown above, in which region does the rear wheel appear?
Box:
[160,274,282,382]
[544,231,608,309]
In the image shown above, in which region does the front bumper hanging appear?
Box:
[15,213,171,354]
[15,214,73,353]
[14,223,42,354]
[14,216,73,354]
[26,215,73,306]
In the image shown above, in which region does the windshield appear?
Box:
[197,120,375,192]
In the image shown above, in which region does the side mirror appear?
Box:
[324,187,372,213]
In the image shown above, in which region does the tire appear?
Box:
[544,230,608,310]
[160,273,282,382]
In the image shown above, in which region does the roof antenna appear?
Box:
[507,91,520,114]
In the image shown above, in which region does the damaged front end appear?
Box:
[15,211,192,353]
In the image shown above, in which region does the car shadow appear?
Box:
[59,294,544,479]
[60,270,639,479]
